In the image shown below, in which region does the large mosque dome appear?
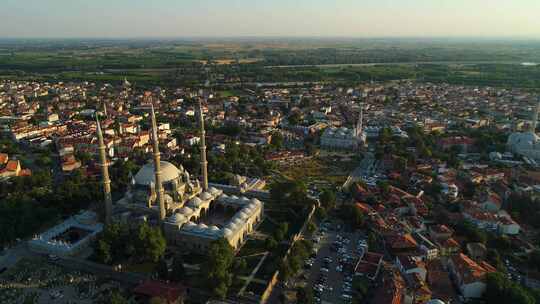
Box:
[507,131,540,152]
[134,161,184,186]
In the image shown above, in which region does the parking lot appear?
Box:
[302,221,367,303]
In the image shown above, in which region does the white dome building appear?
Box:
[507,101,540,161]
[124,159,201,211]
[507,131,540,160]
[134,161,183,186]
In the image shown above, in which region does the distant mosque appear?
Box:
[320,103,367,151]
[507,99,540,162]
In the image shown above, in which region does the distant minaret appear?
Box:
[96,116,112,225]
[533,98,540,133]
[198,99,209,191]
[150,105,166,222]
[103,101,108,117]
[356,103,364,137]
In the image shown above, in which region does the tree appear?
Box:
[486,272,535,304]
[339,205,365,230]
[288,112,302,125]
[234,258,248,274]
[96,239,113,264]
[156,258,169,280]
[279,260,292,282]
[296,286,314,304]
[378,127,392,144]
[110,290,129,304]
[270,132,284,150]
[320,189,336,210]
[352,277,370,302]
[202,238,234,299]
[136,222,167,263]
[274,222,289,242]
[265,237,278,250]
[149,297,166,304]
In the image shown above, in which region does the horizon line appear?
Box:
[1,35,540,41]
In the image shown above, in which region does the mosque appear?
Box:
[30,99,264,256]
[507,100,540,162]
[320,103,366,151]
[114,101,264,252]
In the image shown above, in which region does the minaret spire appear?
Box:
[96,115,112,225]
[533,98,540,133]
[198,98,209,191]
[150,104,166,222]
[356,103,364,137]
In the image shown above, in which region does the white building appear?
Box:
[448,253,496,299]
[507,100,540,161]
[164,191,264,251]
[320,104,366,151]
[28,211,103,257]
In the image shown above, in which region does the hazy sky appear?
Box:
[2,0,540,38]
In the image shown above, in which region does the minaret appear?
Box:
[533,99,540,133]
[198,99,209,191]
[150,104,166,222]
[103,101,108,117]
[96,116,112,225]
[356,103,364,137]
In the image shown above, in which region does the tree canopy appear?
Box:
[202,238,235,299]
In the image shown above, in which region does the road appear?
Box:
[343,152,375,189]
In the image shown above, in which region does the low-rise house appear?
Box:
[448,253,496,299]
[395,255,427,281]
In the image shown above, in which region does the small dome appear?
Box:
[169,213,186,223]
[233,218,244,225]
[183,222,196,231]
[179,207,194,215]
[427,300,446,304]
[195,224,208,233]
[219,194,229,200]
[238,211,249,219]
[201,192,213,200]
[189,197,203,207]
[223,228,233,237]
[209,187,221,195]
[231,195,239,200]
[240,197,250,203]
[209,225,220,231]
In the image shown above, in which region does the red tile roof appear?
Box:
[0,153,8,164]
[451,253,495,284]
[133,280,185,302]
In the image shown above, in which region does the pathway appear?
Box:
[237,251,269,296]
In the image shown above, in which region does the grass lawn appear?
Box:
[245,281,268,296]
[278,157,351,187]
[258,218,278,235]
[227,277,245,296]
[237,239,267,257]
[123,262,157,274]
